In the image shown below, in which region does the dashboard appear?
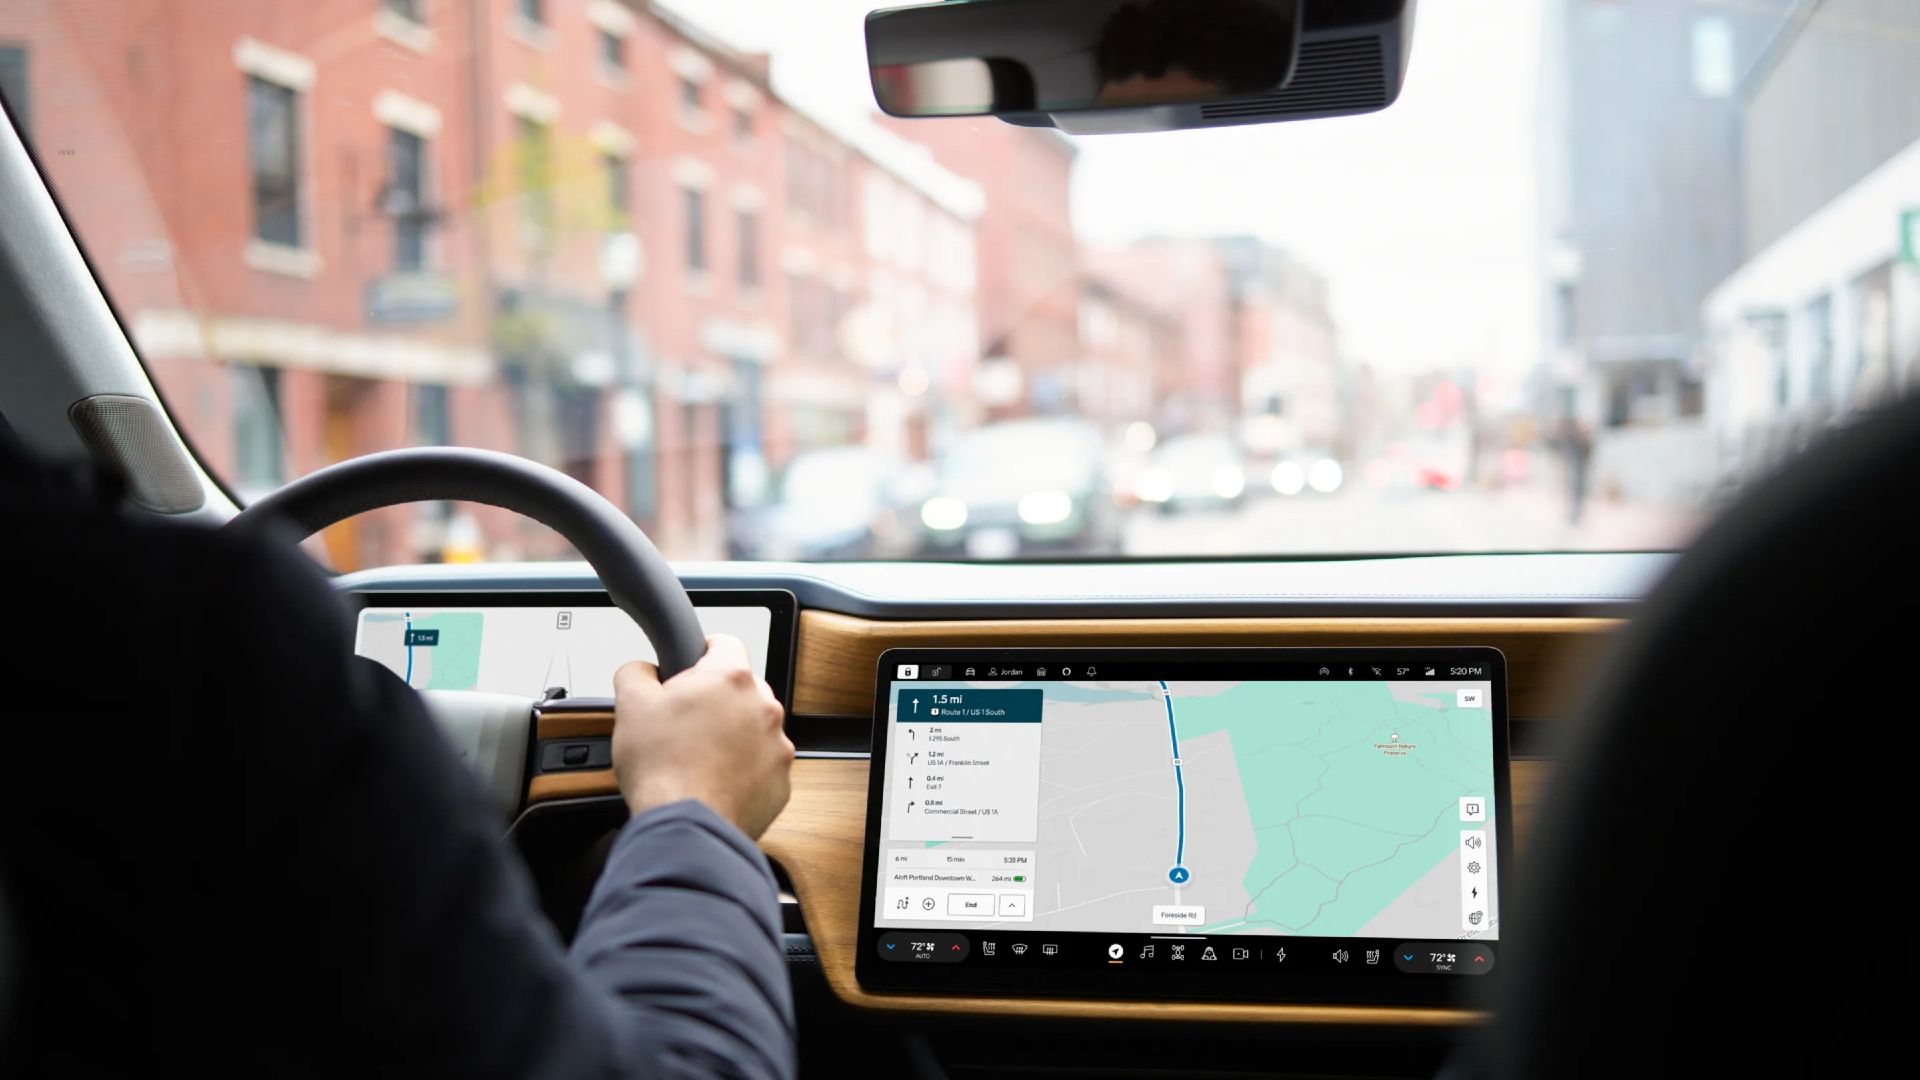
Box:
[334,553,1635,1027]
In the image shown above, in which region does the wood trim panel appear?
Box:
[528,768,616,803]
[529,710,617,803]
[792,611,1618,720]
[536,711,615,740]
[758,757,1548,1024]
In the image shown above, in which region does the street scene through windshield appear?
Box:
[1,0,1914,567]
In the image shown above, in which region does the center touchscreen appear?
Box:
[856,648,1510,1003]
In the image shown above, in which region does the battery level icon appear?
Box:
[1013,875,1026,882]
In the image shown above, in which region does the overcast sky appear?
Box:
[660,1,1546,378]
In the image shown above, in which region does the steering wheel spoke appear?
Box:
[418,690,539,820]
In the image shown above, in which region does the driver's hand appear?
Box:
[611,634,794,839]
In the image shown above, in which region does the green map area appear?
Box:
[360,611,485,691]
[1170,682,1493,936]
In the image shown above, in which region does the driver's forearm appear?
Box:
[569,800,796,1080]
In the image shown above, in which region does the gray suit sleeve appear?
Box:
[568,802,797,1080]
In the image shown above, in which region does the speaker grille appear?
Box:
[68,395,206,513]
[1200,37,1388,120]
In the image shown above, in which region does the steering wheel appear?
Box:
[229,447,707,817]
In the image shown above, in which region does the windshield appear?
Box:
[3,0,1915,566]
[941,420,1098,489]
[778,446,881,505]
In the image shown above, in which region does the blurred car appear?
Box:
[1362,434,1471,494]
[728,445,919,561]
[917,418,1118,558]
[1267,449,1345,497]
[1133,433,1247,514]
[1409,432,1472,491]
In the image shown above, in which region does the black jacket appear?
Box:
[0,451,795,1077]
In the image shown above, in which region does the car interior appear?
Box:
[1,0,1914,1076]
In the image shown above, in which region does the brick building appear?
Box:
[0,0,977,566]
[1075,263,1178,434]
[1082,241,1234,438]
[1082,236,1341,461]
[1212,237,1342,455]
[881,114,1078,419]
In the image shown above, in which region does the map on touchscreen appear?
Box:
[872,678,1499,940]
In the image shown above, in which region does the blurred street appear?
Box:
[1120,488,1702,557]
[6,0,1910,569]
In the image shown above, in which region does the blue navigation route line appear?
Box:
[1160,679,1188,882]
[404,611,414,686]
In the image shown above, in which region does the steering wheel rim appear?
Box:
[229,446,707,679]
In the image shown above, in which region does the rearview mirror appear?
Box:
[868,0,1301,116]
[867,0,1414,135]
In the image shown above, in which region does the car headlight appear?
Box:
[920,496,968,531]
[1211,465,1245,499]
[1308,458,1343,494]
[1270,460,1306,496]
[1134,468,1174,503]
[1017,490,1073,526]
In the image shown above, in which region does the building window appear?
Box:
[786,140,843,228]
[1690,16,1735,99]
[733,106,753,144]
[517,0,544,27]
[387,127,428,271]
[678,76,703,117]
[0,44,27,139]
[1745,311,1789,409]
[1848,263,1895,405]
[600,28,625,72]
[683,187,707,274]
[787,274,839,355]
[517,115,552,253]
[1806,295,1833,408]
[1554,281,1577,348]
[383,0,424,23]
[556,385,600,490]
[247,75,302,247]
[826,286,850,355]
[737,209,759,289]
[605,153,629,224]
[413,382,450,445]
[786,138,810,218]
[413,381,451,523]
[231,363,286,491]
[787,272,808,348]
